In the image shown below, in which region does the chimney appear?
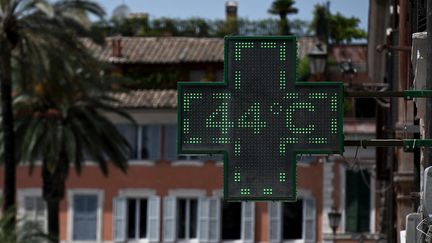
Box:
[226,0,238,19]
[111,38,122,58]
[225,1,238,34]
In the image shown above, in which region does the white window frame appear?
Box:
[164,189,206,243]
[268,190,315,243]
[115,189,159,243]
[67,189,104,243]
[17,188,47,231]
[112,123,161,166]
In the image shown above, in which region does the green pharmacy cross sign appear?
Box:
[178,36,344,200]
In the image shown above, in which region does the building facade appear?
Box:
[1,36,379,243]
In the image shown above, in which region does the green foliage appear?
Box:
[297,58,310,81]
[0,207,52,243]
[123,67,180,89]
[310,4,329,42]
[268,0,299,35]
[99,16,309,37]
[268,0,298,16]
[0,0,108,231]
[310,4,366,44]
[327,12,367,44]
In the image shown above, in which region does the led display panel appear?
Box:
[178,36,344,200]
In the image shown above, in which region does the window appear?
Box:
[127,198,147,239]
[282,200,303,240]
[72,195,98,241]
[163,190,206,242]
[113,194,160,242]
[165,193,255,243]
[345,170,371,233]
[221,202,241,240]
[116,124,161,160]
[164,124,223,163]
[177,199,198,240]
[268,197,316,243]
[18,190,47,231]
[164,124,199,162]
[116,124,138,159]
[68,190,103,242]
[355,98,376,118]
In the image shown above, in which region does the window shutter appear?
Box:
[303,197,316,243]
[113,197,126,242]
[268,202,281,243]
[208,198,220,243]
[163,196,177,242]
[148,196,161,242]
[241,202,255,243]
[345,170,370,233]
[357,171,371,232]
[198,198,210,242]
[147,125,161,160]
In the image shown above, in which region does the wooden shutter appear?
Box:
[148,196,161,242]
[163,196,177,242]
[345,170,371,233]
[268,202,281,243]
[198,198,210,242]
[241,202,255,243]
[303,198,316,243]
[208,198,221,243]
[113,197,126,242]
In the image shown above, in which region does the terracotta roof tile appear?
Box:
[84,36,323,64]
[112,89,177,108]
[83,37,224,64]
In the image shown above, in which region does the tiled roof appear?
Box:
[84,36,323,64]
[83,37,224,64]
[112,89,177,108]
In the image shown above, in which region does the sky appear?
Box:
[99,0,369,31]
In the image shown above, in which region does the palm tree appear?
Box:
[0,0,105,226]
[8,54,134,242]
[268,0,298,35]
[0,205,53,243]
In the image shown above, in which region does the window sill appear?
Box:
[125,239,151,243]
[177,239,199,243]
[283,239,306,243]
[171,160,204,167]
[128,160,156,166]
[322,232,381,241]
[222,239,245,243]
